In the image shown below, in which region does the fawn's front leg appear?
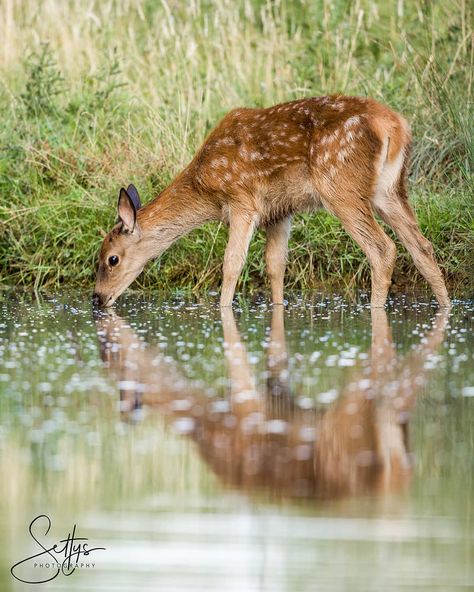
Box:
[265,217,291,305]
[220,211,257,307]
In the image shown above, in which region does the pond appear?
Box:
[1,290,473,591]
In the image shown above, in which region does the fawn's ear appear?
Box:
[126,184,142,211]
[117,188,137,232]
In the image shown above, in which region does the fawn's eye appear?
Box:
[108,255,119,267]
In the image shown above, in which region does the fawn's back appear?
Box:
[191,94,411,225]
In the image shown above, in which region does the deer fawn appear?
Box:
[93,95,450,308]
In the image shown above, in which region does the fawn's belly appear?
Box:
[257,163,323,226]
[218,163,322,227]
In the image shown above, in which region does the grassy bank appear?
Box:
[0,0,472,296]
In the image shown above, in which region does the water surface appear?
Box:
[1,291,473,591]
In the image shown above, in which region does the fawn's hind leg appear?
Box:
[374,193,450,307]
[265,217,291,305]
[325,198,397,307]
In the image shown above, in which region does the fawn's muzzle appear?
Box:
[92,292,106,307]
[92,292,116,308]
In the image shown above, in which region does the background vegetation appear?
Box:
[0,0,472,296]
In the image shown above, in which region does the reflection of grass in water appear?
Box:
[0,414,219,517]
[0,416,219,588]
[412,397,474,521]
[0,1,472,294]
[408,397,474,584]
[0,294,222,546]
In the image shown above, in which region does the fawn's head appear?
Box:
[93,185,147,307]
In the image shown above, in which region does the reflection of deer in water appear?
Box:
[95,305,449,500]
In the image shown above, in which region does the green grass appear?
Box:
[0,0,472,297]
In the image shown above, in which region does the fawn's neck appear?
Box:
[137,171,219,259]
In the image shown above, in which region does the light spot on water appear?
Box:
[210,400,231,413]
[171,399,193,411]
[264,419,288,434]
[172,417,196,434]
[318,390,339,404]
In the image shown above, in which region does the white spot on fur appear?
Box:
[239,145,250,159]
[344,116,360,129]
[210,156,229,168]
[337,149,347,162]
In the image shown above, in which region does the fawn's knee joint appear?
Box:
[224,252,244,271]
[374,240,396,271]
[420,239,434,257]
[267,264,285,280]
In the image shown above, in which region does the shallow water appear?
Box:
[1,291,473,591]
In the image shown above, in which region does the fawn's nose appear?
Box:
[92,292,115,307]
[92,292,102,307]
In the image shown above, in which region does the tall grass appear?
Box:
[0,0,472,295]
